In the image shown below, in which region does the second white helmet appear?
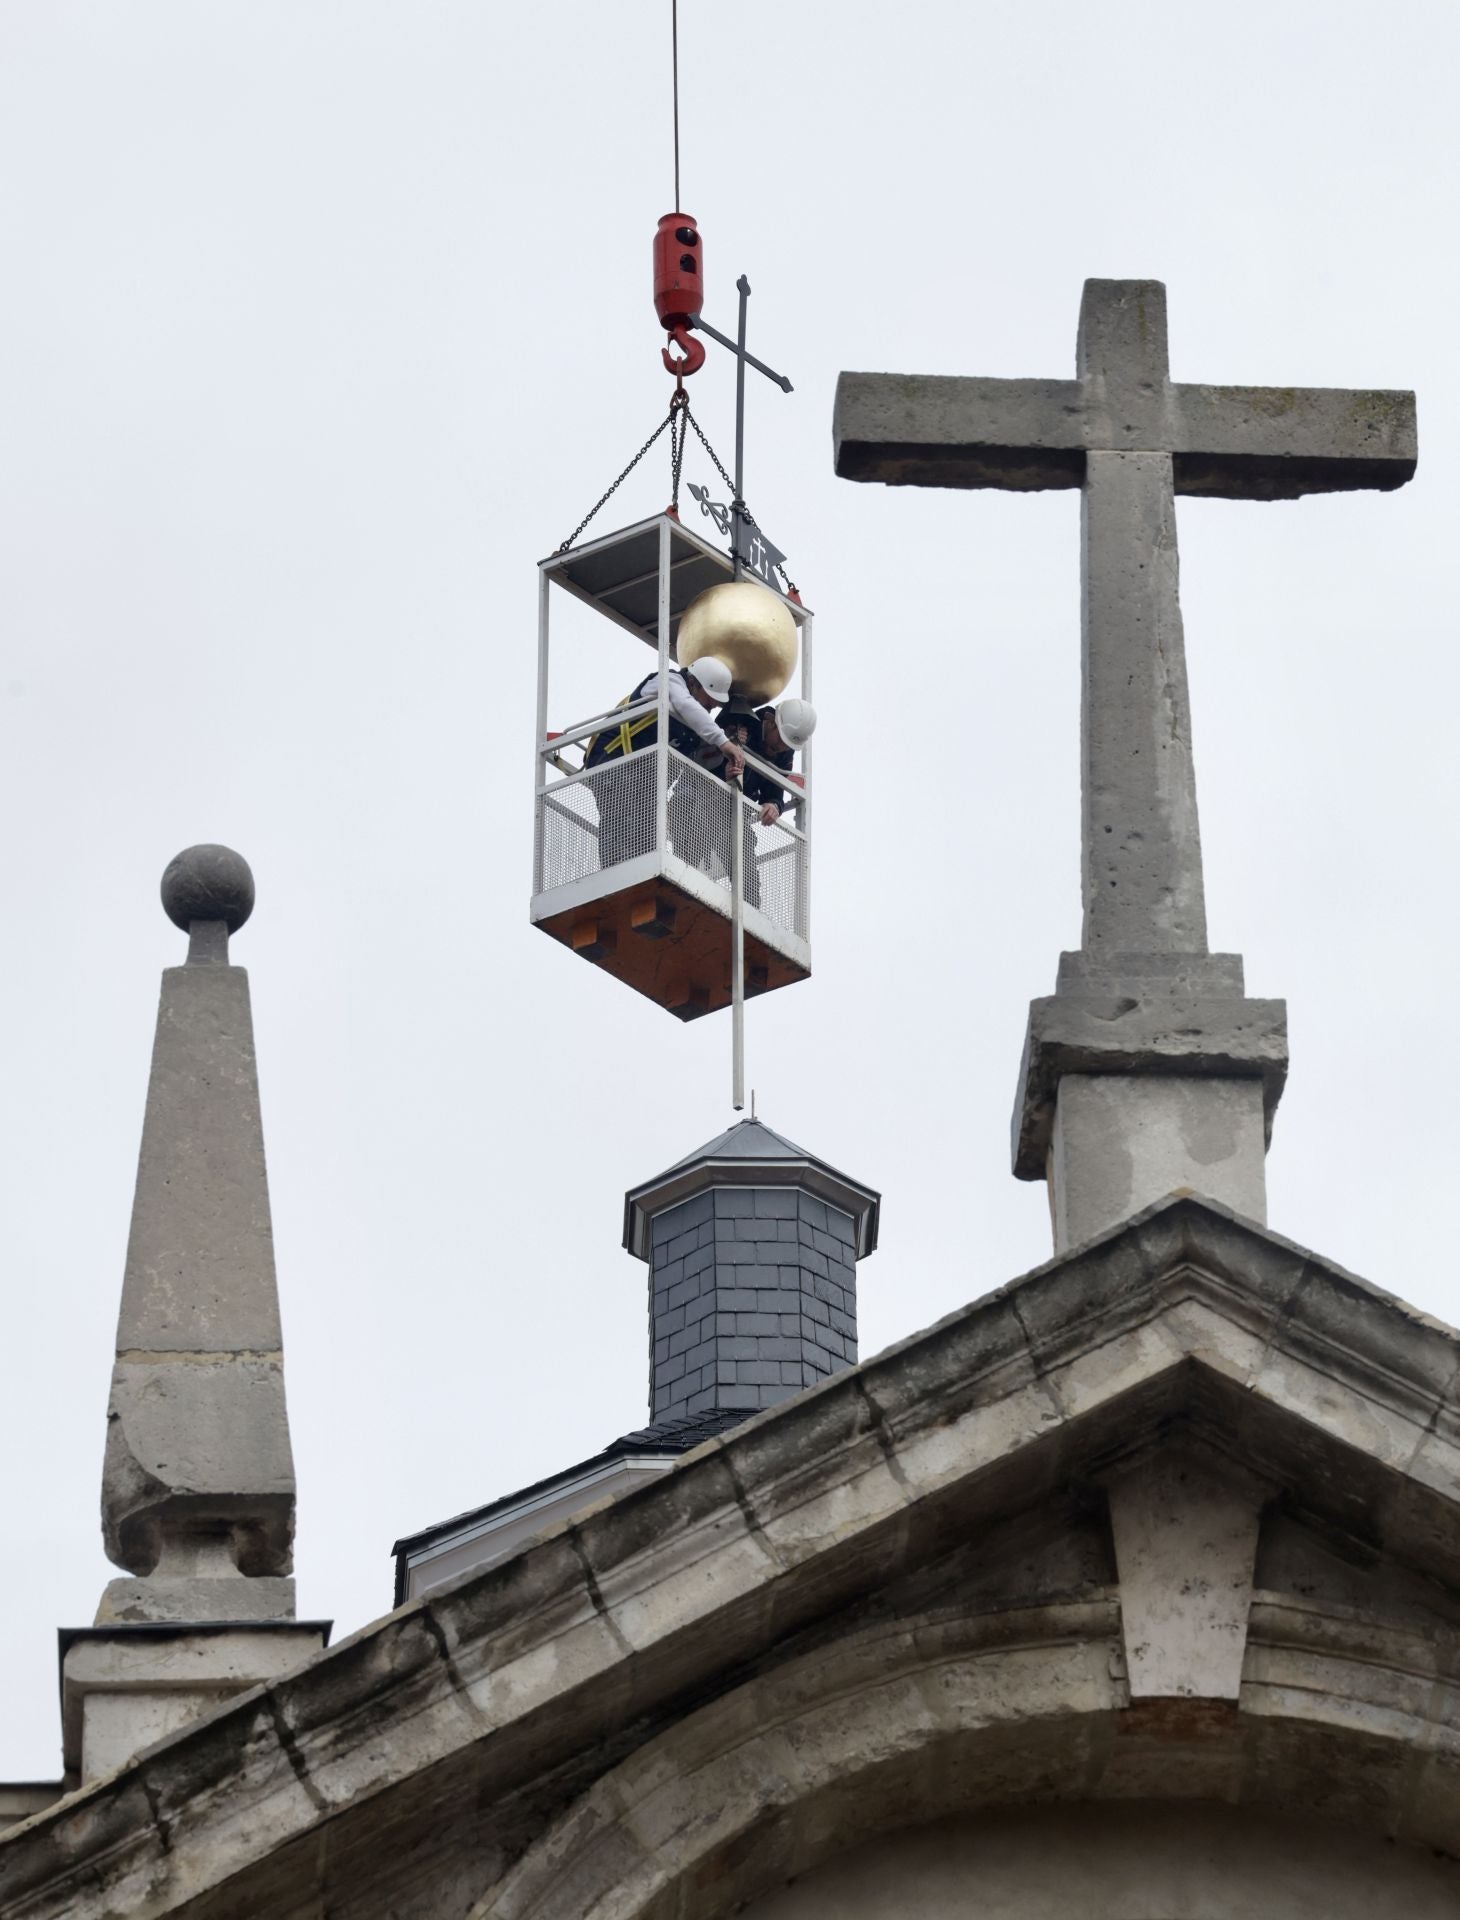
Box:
[772,697,817,749]
[685,655,733,702]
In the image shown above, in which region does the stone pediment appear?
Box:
[6,1196,1460,1918]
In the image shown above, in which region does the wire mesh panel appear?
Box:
[662,753,809,942]
[747,801,808,942]
[665,752,737,885]
[535,752,657,894]
[534,735,810,965]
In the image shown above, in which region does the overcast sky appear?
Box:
[2,0,1457,1777]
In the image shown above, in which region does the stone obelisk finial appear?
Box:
[97,845,297,1624]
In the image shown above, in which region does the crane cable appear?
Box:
[556,2,795,590]
[671,0,681,209]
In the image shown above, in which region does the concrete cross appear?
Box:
[834,281,1416,954]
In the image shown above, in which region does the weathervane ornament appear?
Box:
[687,485,788,590]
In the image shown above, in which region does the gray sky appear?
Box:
[1,0,1456,1777]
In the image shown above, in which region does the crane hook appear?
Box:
[661,321,706,378]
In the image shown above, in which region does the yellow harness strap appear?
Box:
[591,692,658,763]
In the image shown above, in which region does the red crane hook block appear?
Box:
[654,211,706,377]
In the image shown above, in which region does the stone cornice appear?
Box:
[6,1198,1460,1916]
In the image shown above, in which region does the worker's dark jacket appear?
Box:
[583,672,703,767]
[743,749,795,816]
[714,706,795,815]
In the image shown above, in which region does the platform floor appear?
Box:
[536,874,808,1019]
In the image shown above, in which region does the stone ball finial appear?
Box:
[161,844,255,933]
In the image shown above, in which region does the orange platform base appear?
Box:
[536,876,808,1019]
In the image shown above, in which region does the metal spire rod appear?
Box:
[694,274,792,1108]
[731,774,746,1110]
[732,276,749,583]
[728,278,752,1103]
[683,282,792,593]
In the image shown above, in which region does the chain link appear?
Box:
[683,404,736,501]
[555,408,677,554]
[556,393,797,593]
[669,388,689,512]
[682,407,796,589]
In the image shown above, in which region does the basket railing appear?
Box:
[533,725,810,945]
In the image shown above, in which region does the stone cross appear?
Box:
[835,282,1416,1249]
[835,279,1416,955]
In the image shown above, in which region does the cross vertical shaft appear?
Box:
[1083,449,1205,951]
[1077,285,1206,952]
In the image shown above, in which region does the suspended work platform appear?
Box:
[533,515,813,1020]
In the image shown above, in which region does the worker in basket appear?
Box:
[745,699,816,823]
[583,656,746,871]
[707,697,817,908]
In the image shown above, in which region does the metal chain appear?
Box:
[682,404,736,500]
[557,393,799,592]
[669,388,689,511]
[556,408,677,554]
[681,402,798,592]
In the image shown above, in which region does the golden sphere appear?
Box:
[676,580,798,704]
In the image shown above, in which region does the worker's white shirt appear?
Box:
[641,671,728,751]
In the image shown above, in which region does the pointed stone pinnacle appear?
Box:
[97,848,296,1625]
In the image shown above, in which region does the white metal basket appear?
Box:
[532,514,813,1019]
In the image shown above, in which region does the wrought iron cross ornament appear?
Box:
[690,275,792,583]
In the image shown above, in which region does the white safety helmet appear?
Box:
[685,655,733,702]
[772,697,817,749]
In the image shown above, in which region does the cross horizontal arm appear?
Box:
[834,375,1086,490]
[689,314,793,392]
[834,371,1416,498]
[1168,383,1416,499]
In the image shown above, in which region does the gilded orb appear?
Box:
[676,580,797,704]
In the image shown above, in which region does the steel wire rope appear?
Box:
[671,0,681,208]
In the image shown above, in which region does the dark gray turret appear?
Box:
[625,1118,879,1423]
